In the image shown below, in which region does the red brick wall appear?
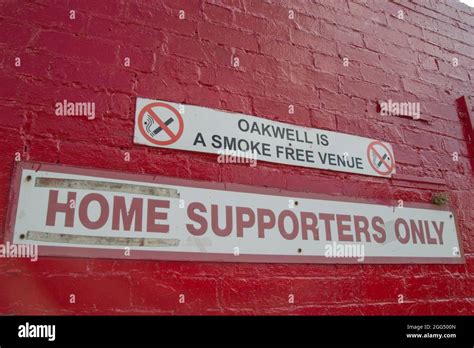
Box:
[0,0,473,315]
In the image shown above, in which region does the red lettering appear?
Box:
[300,212,318,240]
[147,199,170,233]
[211,204,232,237]
[78,193,109,230]
[319,213,335,241]
[424,220,437,244]
[371,216,386,243]
[336,214,353,242]
[278,210,299,240]
[410,219,425,244]
[354,215,370,242]
[257,208,275,239]
[46,190,76,227]
[235,207,255,238]
[432,221,444,245]
[186,202,207,236]
[112,196,143,231]
[395,218,410,244]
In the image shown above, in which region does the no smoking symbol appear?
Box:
[367,141,395,176]
[137,102,184,146]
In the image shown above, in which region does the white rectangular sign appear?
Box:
[6,162,463,264]
[133,98,396,178]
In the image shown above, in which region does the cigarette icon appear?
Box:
[153,117,174,135]
[377,153,388,167]
[145,115,174,137]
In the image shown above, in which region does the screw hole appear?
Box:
[26,175,32,182]
[294,201,299,206]
[19,234,25,240]
[297,248,302,253]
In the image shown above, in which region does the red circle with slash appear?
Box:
[137,102,184,146]
[367,140,395,176]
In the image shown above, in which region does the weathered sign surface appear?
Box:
[134,98,397,178]
[7,162,463,263]
[6,162,463,263]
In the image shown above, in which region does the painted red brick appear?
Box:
[0,0,472,316]
[35,30,117,65]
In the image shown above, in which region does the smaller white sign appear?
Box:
[133,98,396,178]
